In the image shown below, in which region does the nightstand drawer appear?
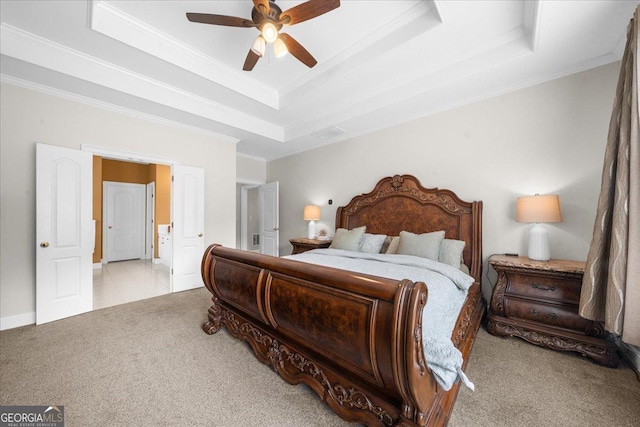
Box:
[506,273,582,303]
[504,298,591,331]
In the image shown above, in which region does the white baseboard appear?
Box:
[0,311,35,331]
[93,262,102,270]
[152,258,162,264]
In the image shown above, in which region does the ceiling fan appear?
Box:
[186,0,340,71]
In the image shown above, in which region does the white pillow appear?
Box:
[329,226,366,252]
[459,263,470,275]
[359,233,387,253]
[396,230,445,261]
[439,239,466,268]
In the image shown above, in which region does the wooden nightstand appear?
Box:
[289,238,332,255]
[487,255,618,367]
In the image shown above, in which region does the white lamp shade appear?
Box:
[516,195,562,223]
[303,205,320,221]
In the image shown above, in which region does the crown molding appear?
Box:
[236,178,266,185]
[0,23,284,141]
[524,0,543,52]
[90,0,279,109]
[0,74,240,143]
[236,152,267,162]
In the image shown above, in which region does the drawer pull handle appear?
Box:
[529,308,557,320]
[532,283,556,292]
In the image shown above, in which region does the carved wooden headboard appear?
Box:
[335,174,483,282]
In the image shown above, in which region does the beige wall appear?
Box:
[237,154,266,183]
[0,83,236,324]
[267,62,619,300]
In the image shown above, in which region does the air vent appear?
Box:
[310,126,347,140]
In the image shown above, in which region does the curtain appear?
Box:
[579,5,640,347]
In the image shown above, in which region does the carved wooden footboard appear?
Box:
[201,175,484,426]
[201,245,484,426]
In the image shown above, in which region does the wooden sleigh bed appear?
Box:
[201,174,484,426]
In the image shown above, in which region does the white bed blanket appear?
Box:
[285,248,475,391]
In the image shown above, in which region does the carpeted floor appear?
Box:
[1,288,638,426]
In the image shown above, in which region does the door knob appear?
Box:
[108,226,113,229]
[198,233,203,237]
[40,242,50,248]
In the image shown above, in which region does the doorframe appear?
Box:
[146,182,155,260]
[82,144,177,167]
[237,178,264,251]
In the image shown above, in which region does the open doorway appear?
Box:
[93,157,171,309]
[238,183,261,252]
[36,143,205,324]
[237,181,279,256]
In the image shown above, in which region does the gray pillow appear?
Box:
[330,226,366,252]
[385,236,400,254]
[396,230,445,261]
[439,239,466,268]
[380,235,394,253]
[359,233,387,253]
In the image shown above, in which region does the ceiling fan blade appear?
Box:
[243,49,261,71]
[186,13,253,27]
[278,33,317,68]
[253,0,270,14]
[280,0,340,26]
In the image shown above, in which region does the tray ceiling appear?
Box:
[0,1,637,160]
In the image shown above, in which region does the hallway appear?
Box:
[93,259,170,310]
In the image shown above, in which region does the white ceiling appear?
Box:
[0,0,637,161]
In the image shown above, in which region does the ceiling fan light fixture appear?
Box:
[187,0,341,71]
[251,36,266,57]
[273,37,288,58]
[261,22,278,43]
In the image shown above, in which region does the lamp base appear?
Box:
[528,223,550,261]
[307,220,316,239]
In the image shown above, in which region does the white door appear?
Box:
[172,165,205,292]
[104,182,145,262]
[260,181,279,256]
[36,143,92,324]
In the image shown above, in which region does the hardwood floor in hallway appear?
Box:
[93,259,170,310]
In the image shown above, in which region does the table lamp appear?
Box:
[516,194,562,261]
[303,205,321,239]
